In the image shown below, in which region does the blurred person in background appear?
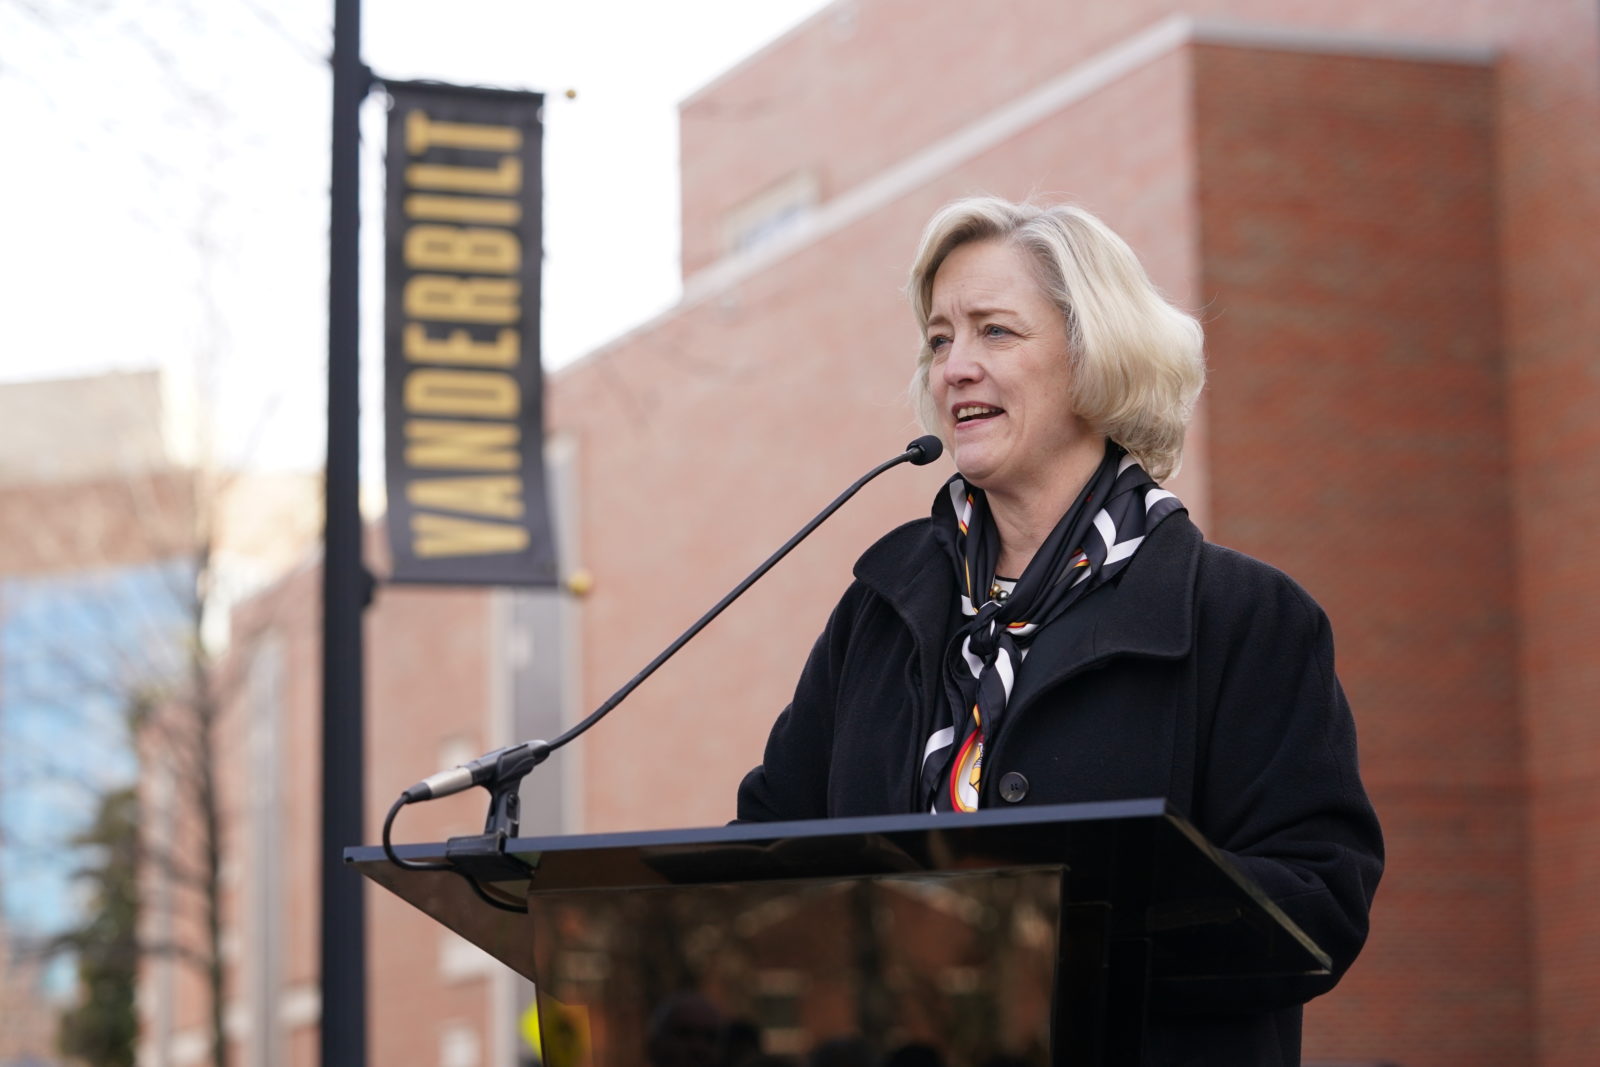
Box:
[646,991,724,1067]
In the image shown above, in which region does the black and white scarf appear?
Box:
[921,442,1183,812]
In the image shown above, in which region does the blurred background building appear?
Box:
[0,371,198,1067]
[1,911,62,1066]
[0,369,319,1067]
[2,0,1595,1065]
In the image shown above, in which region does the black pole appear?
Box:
[321,0,367,1064]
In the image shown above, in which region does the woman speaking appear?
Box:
[737,197,1383,1063]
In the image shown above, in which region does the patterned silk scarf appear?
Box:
[921,442,1184,812]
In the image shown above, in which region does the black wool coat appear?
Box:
[737,511,1384,1066]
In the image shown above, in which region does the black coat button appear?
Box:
[998,771,1029,803]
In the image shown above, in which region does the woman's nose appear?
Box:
[941,342,982,384]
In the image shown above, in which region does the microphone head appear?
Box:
[905,435,944,465]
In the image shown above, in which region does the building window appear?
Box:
[439,931,496,983]
[439,1020,481,1067]
[720,172,819,257]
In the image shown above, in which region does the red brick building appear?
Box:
[153,3,1600,1065]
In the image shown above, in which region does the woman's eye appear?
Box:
[983,324,1011,338]
[928,335,950,353]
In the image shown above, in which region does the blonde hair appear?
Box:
[908,197,1205,482]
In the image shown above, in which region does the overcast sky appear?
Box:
[0,0,834,473]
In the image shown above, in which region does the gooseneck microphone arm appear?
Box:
[384,436,944,882]
[532,433,943,767]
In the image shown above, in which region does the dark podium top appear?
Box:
[348,798,1327,1064]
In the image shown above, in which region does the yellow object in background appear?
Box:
[522,995,592,1067]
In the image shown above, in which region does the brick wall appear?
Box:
[1493,4,1600,1063]
[1192,45,1524,1065]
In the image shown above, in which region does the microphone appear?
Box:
[401,739,552,803]
[905,434,943,466]
[389,437,946,852]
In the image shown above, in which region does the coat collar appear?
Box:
[855,511,1201,709]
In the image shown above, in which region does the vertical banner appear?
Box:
[384,81,557,585]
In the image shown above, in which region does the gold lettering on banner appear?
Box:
[406,110,522,154]
[405,420,521,471]
[404,325,519,367]
[405,369,521,418]
[411,513,531,558]
[407,476,525,519]
[407,157,522,194]
[404,224,520,274]
[405,194,521,225]
[403,276,520,323]
[394,98,538,570]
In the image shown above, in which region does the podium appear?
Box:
[347,798,1327,1065]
